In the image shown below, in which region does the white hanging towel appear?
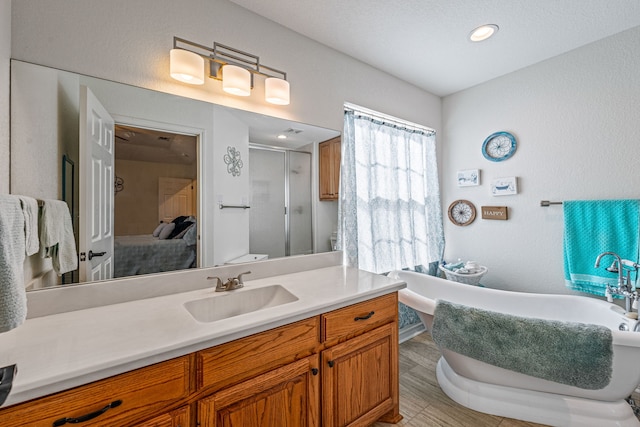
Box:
[17,195,39,256]
[39,199,78,275]
[0,195,28,333]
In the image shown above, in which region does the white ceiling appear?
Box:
[229,0,640,97]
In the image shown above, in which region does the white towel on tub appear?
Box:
[38,199,78,275]
[0,195,28,333]
[17,195,39,256]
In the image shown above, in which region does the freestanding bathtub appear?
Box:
[389,270,640,427]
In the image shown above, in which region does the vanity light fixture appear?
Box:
[170,48,205,84]
[170,36,290,105]
[222,64,251,96]
[469,24,499,42]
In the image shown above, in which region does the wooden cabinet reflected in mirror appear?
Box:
[319,136,341,201]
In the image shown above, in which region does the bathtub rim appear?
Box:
[391,270,640,347]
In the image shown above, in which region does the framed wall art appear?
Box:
[491,177,518,196]
[457,169,480,187]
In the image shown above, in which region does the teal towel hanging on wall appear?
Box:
[563,199,640,296]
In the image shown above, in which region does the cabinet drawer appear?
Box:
[322,293,397,342]
[197,316,320,392]
[0,356,190,427]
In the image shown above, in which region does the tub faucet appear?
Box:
[595,252,636,312]
[207,271,251,292]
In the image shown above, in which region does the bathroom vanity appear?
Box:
[0,254,405,426]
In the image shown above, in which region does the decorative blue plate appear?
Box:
[482,131,517,162]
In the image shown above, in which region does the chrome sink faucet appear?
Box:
[595,252,637,312]
[207,271,251,292]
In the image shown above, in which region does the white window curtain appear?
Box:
[337,106,444,274]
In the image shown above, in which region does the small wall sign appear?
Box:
[481,206,508,220]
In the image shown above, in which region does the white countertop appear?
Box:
[0,264,405,408]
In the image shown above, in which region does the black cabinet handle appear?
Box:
[354,311,375,321]
[328,360,335,368]
[88,250,106,260]
[311,368,319,375]
[52,400,122,426]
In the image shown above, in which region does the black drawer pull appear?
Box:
[354,311,375,321]
[328,360,335,368]
[311,368,319,375]
[53,400,122,426]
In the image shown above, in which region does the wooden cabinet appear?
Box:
[321,293,401,426]
[198,355,320,427]
[322,323,398,427]
[196,317,319,392]
[134,405,190,427]
[195,318,321,427]
[319,136,341,200]
[0,293,400,427]
[0,355,191,427]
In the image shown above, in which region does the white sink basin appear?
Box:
[184,285,298,323]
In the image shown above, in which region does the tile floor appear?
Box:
[372,332,549,427]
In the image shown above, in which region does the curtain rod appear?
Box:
[344,102,436,135]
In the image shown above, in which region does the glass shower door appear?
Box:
[288,151,312,256]
[249,148,312,258]
[249,148,286,259]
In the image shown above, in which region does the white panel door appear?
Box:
[79,86,115,282]
[158,177,195,223]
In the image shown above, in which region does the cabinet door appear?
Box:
[319,137,340,201]
[319,140,334,200]
[198,355,320,427]
[322,323,399,427]
[134,405,190,427]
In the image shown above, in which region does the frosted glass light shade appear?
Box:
[222,65,251,96]
[265,78,290,105]
[170,49,205,85]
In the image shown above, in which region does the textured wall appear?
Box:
[442,26,640,294]
[10,0,441,135]
[0,0,10,194]
[114,160,197,236]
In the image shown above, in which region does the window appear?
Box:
[338,104,444,273]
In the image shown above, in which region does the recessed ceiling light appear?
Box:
[469,24,499,42]
[277,134,287,139]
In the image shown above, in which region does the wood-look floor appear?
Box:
[373,332,550,427]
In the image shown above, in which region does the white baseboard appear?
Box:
[399,322,426,343]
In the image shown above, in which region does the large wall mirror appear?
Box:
[10,60,340,290]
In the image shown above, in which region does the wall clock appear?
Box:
[448,199,476,226]
[482,131,517,162]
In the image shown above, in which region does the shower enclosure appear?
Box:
[249,147,313,259]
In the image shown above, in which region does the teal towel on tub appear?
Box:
[563,199,640,296]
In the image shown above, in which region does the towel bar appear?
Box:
[219,204,250,209]
[540,200,563,207]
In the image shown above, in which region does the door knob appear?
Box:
[88,250,107,260]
